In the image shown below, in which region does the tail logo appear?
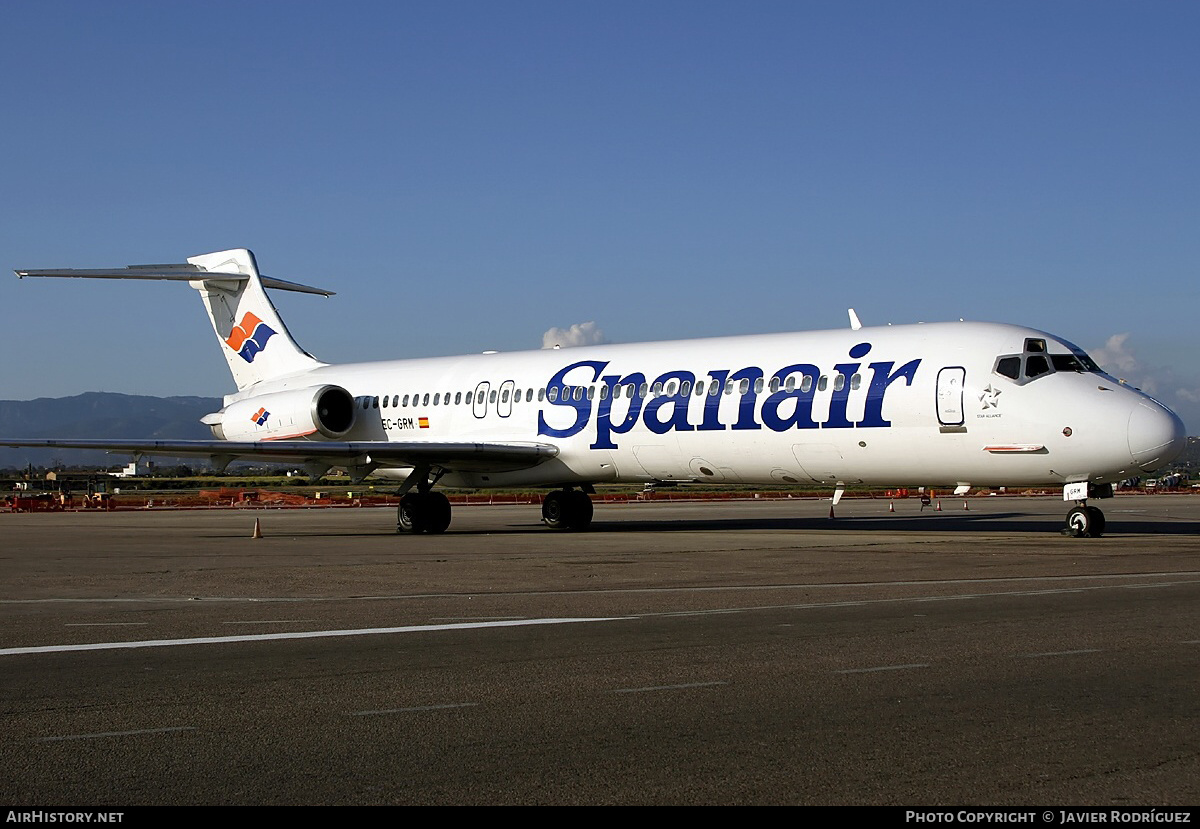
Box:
[224,312,277,363]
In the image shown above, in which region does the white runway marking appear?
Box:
[37,726,195,742]
[0,616,631,657]
[835,663,929,674]
[3,571,1199,605]
[353,703,479,716]
[611,681,727,693]
[65,622,147,627]
[1020,649,1102,658]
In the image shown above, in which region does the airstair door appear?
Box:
[936,367,966,426]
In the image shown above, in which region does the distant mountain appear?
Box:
[0,392,221,468]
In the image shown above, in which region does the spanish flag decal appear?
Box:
[418,417,430,429]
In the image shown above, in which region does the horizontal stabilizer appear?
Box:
[15,265,335,296]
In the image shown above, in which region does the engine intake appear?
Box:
[205,385,356,442]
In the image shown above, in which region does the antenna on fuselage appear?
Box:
[848,309,863,331]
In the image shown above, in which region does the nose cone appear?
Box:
[1128,401,1187,470]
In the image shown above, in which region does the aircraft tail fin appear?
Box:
[16,248,333,391]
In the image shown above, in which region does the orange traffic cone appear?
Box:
[252,518,262,539]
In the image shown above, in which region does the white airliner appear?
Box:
[5,248,1187,538]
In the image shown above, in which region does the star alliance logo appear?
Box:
[979,384,1002,409]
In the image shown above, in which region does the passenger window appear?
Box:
[833,375,845,392]
[785,376,796,392]
[538,388,545,402]
[501,389,509,403]
[739,378,750,395]
[769,377,781,393]
[801,376,813,393]
[818,376,828,392]
[850,374,861,390]
[548,387,558,402]
[402,394,409,406]
[422,393,430,406]
[680,380,691,396]
[382,396,389,408]
[652,382,663,397]
[489,390,498,403]
[708,382,720,397]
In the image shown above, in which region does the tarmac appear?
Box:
[2,494,1198,805]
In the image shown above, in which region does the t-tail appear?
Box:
[15,248,334,392]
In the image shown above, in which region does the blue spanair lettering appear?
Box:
[698,369,730,431]
[729,366,764,431]
[643,370,697,435]
[537,345,922,448]
[760,363,820,431]
[858,358,921,427]
[592,372,647,450]
[826,342,872,429]
[538,360,607,439]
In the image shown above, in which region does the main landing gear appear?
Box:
[396,465,452,534]
[1060,482,1111,538]
[541,488,594,531]
[397,490,452,534]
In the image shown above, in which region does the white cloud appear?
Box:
[1092,333,1139,377]
[541,321,608,349]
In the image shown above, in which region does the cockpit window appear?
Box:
[994,339,1103,385]
[1026,355,1051,378]
[996,356,1021,380]
[1051,354,1086,373]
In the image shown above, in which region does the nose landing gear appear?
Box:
[1061,482,1111,538]
[1063,504,1106,538]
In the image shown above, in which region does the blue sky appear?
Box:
[2,2,1198,428]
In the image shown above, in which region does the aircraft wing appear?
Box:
[0,439,559,474]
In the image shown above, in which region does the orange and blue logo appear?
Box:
[251,407,270,426]
[224,312,277,363]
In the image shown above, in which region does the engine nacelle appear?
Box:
[205,385,356,442]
